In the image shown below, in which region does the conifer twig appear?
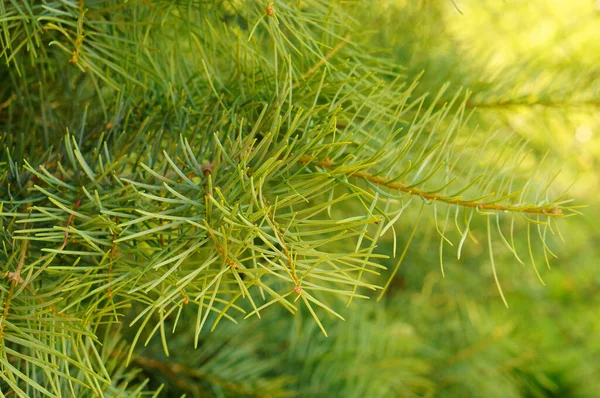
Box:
[1,239,29,341]
[266,207,301,292]
[298,156,563,216]
[59,198,82,250]
[107,227,119,298]
[23,285,69,318]
[292,34,351,89]
[207,228,237,269]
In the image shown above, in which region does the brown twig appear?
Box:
[0,94,16,111]
[298,155,563,215]
[23,284,69,319]
[70,1,86,65]
[107,226,119,298]
[207,228,237,269]
[1,240,29,341]
[292,34,351,89]
[60,198,82,250]
[141,0,164,14]
[266,208,301,292]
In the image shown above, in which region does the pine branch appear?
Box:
[0,0,588,395]
[298,156,565,216]
[292,34,351,89]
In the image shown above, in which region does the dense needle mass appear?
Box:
[0,1,597,397]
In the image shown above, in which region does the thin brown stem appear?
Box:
[266,208,301,291]
[141,0,165,14]
[60,198,82,250]
[299,155,563,216]
[292,34,351,89]
[0,93,16,111]
[107,228,119,298]
[1,239,29,341]
[70,1,86,65]
[23,285,69,318]
[207,229,237,269]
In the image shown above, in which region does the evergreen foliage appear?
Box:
[0,0,597,396]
